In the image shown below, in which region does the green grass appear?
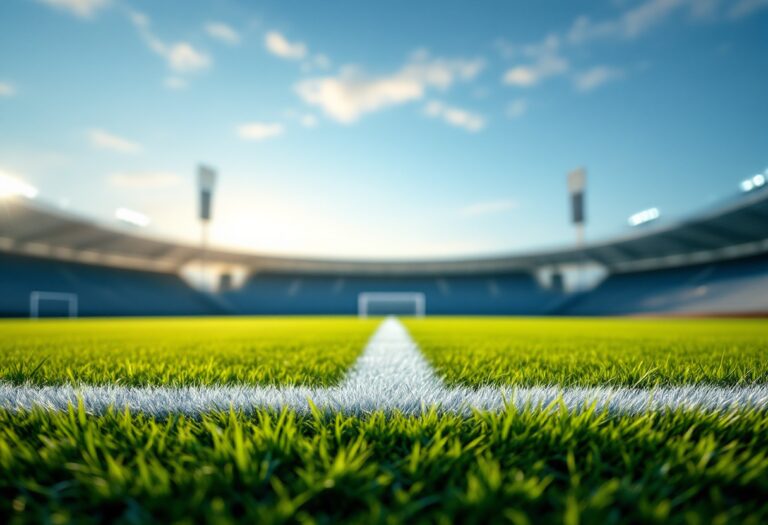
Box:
[404,317,768,388]
[1,316,767,522]
[1,406,767,524]
[0,318,379,387]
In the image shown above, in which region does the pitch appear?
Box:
[1,317,767,523]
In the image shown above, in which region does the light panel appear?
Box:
[628,207,660,227]
[0,171,39,199]
[115,207,151,227]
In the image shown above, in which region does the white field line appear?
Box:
[1,317,767,416]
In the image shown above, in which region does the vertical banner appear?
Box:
[198,165,217,222]
[567,168,587,225]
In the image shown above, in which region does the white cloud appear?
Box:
[109,171,181,189]
[129,11,210,74]
[424,101,485,133]
[265,31,307,60]
[164,76,187,90]
[621,0,687,37]
[567,16,618,44]
[300,114,318,128]
[166,43,210,72]
[0,82,16,97]
[205,22,240,45]
[567,0,719,44]
[295,55,484,123]
[88,129,142,154]
[506,98,528,119]
[574,66,623,91]
[460,199,518,217]
[502,35,568,87]
[237,122,284,141]
[729,0,768,18]
[37,0,108,18]
[503,68,538,87]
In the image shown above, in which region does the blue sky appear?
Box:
[1,0,767,259]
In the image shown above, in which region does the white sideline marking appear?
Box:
[1,317,767,416]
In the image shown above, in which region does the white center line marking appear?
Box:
[1,317,767,415]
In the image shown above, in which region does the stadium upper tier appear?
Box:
[1,188,768,274]
[0,252,219,317]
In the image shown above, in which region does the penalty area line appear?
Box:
[1,317,767,416]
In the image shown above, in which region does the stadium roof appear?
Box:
[2,189,768,275]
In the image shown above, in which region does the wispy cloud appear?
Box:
[265,31,307,60]
[37,0,108,19]
[567,0,720,45]
[424,101,485,132]
[295,53,484,123]
[165,43,210,72]
[205,22,240,45]
[265,31,332,72]
[88,129,142,154]
[460,199,518,217]
[109,171,181,189]
[237,122,285,141]
[129,11,211,74]
[573,66,623,92]
[0,82,16,97]
[729,0,768,18]
[506,98,528,119]
[502,35,568,87]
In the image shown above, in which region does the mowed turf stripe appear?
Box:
[1,318,767,415]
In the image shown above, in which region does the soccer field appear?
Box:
[1,317,767,524]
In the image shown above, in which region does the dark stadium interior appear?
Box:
[2,249,768,318]
[2,187,767,318]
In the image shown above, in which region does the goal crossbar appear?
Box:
[30,291,78,318]
[357,292,425,318]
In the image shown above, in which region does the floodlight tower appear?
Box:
[567,168,587,291]
[198,165,217,290]
[567,168,587,248]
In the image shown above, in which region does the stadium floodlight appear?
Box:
[197,165,217,290]
[567,168,587,247]
[115,207,151,227]
[628,207,660,227]
[0,171,39,199]
[741,174,766,192]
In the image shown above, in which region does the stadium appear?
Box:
[2,1,768,524]
[3,182,768,318]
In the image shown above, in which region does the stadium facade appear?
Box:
[1,188,768,317]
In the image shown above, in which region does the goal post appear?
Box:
[357,292,425,318]
[30,291,78,319]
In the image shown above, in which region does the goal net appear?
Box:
[30,291,78,318]
[357,292,425,318]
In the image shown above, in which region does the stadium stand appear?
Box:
[561,251,768,316]
[1,188,767,317]
[221,271,563,315]
[0,252,220,317]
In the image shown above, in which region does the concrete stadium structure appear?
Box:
[1,188,768,317]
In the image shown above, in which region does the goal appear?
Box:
[30,291,78,318]
[357,292,425,318]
